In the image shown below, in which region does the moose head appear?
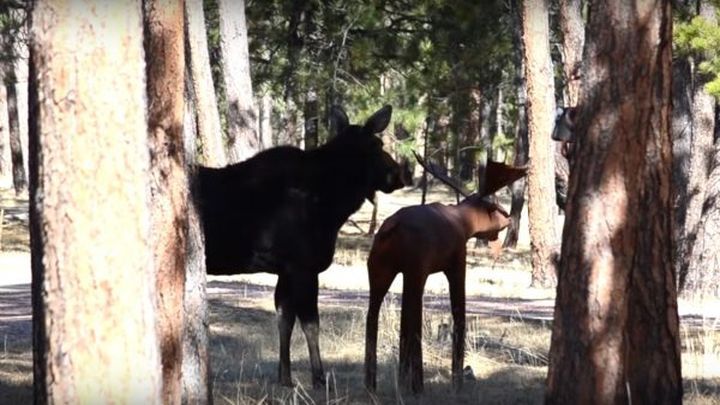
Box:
[329,105,409,199]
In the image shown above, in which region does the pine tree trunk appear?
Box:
[304,89,319,150]
[685,138,720,295]
[0,84,10,189]
[217,0,258,163]
[558,0,584,107]
[185,0,226,167]
[521,0,557,286]
[458,88,481,182]
[672,56,694,285]
[6,80,27,195]
[144,1,189,403]
[14,39,29,182]
[182,52,213,405]
[545,2,681,403]
[678,1,717,291]
[259,92,272,148]
[29,2,161,403]
[504,0,528,248]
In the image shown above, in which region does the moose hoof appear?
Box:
[312,374,326,389]
[279,375,294,388]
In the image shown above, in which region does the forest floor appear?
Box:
[0,186,719,404]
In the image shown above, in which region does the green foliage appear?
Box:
[244,0,516,156]
[675,10,720,98]
[0,2,28,75]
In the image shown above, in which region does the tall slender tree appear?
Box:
[218,0,258,162]
[144,0,189,403]
[185,0,226,167]
[29,1,161,403]
[505,0,529,248]
[0,84,10,188]
[521,0,557,286]
[182,8,213,404]
[545,1,682,403]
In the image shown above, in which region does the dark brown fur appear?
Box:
[197,105,406,387]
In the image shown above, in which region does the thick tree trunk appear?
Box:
[0,84,10,189]
[522,0,557,286]
[185,0,226,167]
[29,2,161,403]
[217,0,258,163]
[144,1,188,403]
[545,2,681,403]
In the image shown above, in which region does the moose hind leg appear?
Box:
[399,274,426,394]
[445,256,467,391]
[275,275,296,387]
[294,273,326,388]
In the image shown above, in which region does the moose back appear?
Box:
[195,105,406,387]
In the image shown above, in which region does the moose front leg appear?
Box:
[275,275,296,387]
[293,273,326,388]
[399,273,427,394]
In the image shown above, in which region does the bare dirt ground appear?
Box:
[1,187,719,404]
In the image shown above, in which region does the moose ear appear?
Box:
[330,105,349,135]
[364,105,392,134]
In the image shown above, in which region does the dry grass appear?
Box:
[0,186,719,403]
[0,190,29,253]
[208,290,549,405]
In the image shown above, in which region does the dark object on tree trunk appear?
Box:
[196,105,406,388]
[551,107,576,211]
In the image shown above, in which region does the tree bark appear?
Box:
[185,0,226,167]
[14,37,29,182]
[4,60,27,194]
[144,1,188,403]
[217,0,258,163]
[678,0,717,291]
[685,138,720,295]
[181,40,213,405]
[672,56,694,285]
[303,89,319,150]
[259,92,272,148]
[0,83,10,189]
[558,0,584,107]
[29,2,161,403]
[504,0,528,248]
[521,0,557,286]
[545,1,681,403]
[458,87,481,182]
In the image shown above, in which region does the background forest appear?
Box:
[0,0,719,404]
